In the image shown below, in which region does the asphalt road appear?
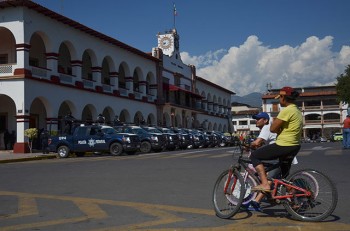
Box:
[0,142,349,230]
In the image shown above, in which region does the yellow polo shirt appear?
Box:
[276,104,303,146]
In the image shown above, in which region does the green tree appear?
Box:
[335,65,350,104]
[24,128,38,153]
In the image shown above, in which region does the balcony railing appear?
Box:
[59,73,74,84]
[0,64,13,76]
[102,84,112,93]
[303,105,340,110]
[147,94,155,102]
[119,87,128,96]
[82,79,95,89]
[134,91,141,100]
[31,66,50,80]
[304,119,340,124]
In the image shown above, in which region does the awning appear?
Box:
[166,84,203,99]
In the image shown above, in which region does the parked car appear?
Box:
[301,137,311,143]
[316,137,328,143]
[169,127,192,149]
[184,129,206,148]
[331,133,343,142]
[214,131,231,147]
[114,125,166,153]
[143,126,179,151]
[48,125,140,158]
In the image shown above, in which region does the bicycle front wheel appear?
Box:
[212,168,245,219]
[284,169,338,221]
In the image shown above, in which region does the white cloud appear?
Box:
[181,35,350,96]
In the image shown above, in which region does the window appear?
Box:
[29,57,39,67]
[0,54,8,64]
[239,121,248,125]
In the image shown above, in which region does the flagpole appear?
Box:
[173,3,176,29]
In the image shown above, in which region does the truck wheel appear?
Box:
[57,145,70,158]
[140,141,152,153]
[110,142,123,156]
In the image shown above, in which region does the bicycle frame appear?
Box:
[270,178,312,200]
[214,143,338,222]
[226,144,312,202]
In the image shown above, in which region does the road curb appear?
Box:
[0,155,57,164]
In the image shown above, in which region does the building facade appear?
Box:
[262,86,348,140]
[231,104,260,136]
[0,0,234,152]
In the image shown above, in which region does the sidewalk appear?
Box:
[0,150,57,163]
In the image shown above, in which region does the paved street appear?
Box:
[0,142,349,230]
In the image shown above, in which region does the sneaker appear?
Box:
[245,201,262,212]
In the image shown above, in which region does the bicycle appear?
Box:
[212,142,338,221]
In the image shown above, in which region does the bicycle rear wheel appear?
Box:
[284,169,338,221]
[212,169,245,219]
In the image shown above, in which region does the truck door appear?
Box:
[88,127,107,151]
[73,127,91,152]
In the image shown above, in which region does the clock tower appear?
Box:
[157,29,180,57]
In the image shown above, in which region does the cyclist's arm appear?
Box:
[270,118,284,134]
[250,137,265,148]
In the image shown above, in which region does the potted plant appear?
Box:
[24,128,38,153]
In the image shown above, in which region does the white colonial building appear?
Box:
[0,0,234,152]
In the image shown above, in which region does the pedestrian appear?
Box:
[3,129,10,150]
[343,114,350,149]
[113,115,122,126]
[97,113,105,124]
[10,130,16,149]
[40,129,49,154]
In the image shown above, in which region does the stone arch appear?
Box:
[58,42,73,75]
[102,106,114,124]
[0,94,17,145]
[81,49,97,80]
[119,109,131,123]
[146,113,156,126]
[145,71,156,95]
[29,32,47,68]
[118,62,130,89]
[134,111,144,125]
[82,104,97,124]
[133,67,143,91]
[101,57,112,85]
[0,27,16,63]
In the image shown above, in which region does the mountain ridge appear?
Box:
[232,92,263,108]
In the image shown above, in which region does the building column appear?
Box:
[110,72,119,90]
[15,43,30,69]
[125,76,133,93]
[139,81,147,96]
[46,52,58,73]
[13,115,30,153]
[71,60,82,80]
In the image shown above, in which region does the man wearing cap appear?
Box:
[250,86,303,193]
[244,112,277,211]
[343,114,350,149]
[251,112,276,148]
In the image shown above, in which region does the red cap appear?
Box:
[275,86,294,99]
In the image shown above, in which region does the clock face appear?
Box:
[159,36,173,50]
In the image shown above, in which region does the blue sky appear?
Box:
[34,0,350,96]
